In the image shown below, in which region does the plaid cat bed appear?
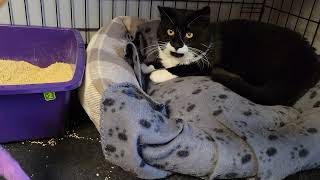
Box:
[79,16,320,180]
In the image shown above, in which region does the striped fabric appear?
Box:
[79,17,145,129]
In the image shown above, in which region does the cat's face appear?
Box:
[156,6,211,68]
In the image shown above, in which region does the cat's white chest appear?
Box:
[158,47,180,68]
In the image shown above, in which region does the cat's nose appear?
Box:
[171,42,184,51]
[170,37,184,50]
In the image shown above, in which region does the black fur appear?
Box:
[150,6,320,106]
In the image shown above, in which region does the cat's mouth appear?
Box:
[170,51,184,58]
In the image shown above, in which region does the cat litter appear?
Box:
[29,138,57,147]
[47,139,57,146]
[0,25,85,143]
[24,132,98,148]
[0,60,73,85]
[67,132,86,139]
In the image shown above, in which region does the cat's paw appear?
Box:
[141,64,155,74]
[150,69,177,83]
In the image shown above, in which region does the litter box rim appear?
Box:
[0,25,86,95]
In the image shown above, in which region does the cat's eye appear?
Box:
[167,29,175,36]
[186,32,193,39]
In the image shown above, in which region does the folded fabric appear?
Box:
[101,77,320,180]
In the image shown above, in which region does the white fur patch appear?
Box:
[166,43,176,52]
[177,44,188,54]
[159,46,180,68]
[158,43,207,68]
[150,69,178,83]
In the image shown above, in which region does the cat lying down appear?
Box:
[141,6,320,106]
[0,146,29,180]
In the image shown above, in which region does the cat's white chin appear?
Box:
[158,47,181,68]
[158,44,199,68]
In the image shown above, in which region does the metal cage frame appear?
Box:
[1,0,320,49]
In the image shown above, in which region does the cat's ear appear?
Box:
[158,6,175,22]
[196,6,210,17]
[157,6,165,16]
[190,6,210,24]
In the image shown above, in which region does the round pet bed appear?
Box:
[79,16,320,180]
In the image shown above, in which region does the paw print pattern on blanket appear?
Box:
[100,77,320,180]
[145,76,320,180]
[100,84,184,179]
[294,81,320,112]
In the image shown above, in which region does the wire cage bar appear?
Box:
[261,0,320,52]
[0,0,319,53]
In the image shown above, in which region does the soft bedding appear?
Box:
[79,16,320,180]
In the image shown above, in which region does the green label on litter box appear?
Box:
[43,92,56,101]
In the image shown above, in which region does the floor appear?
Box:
[3,92,320,180]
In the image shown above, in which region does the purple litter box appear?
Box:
[0,25,85,143]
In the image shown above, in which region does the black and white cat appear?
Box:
[146,6,320,106]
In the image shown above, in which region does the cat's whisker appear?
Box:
[189,49,200,58]
[146,49,159,57]
[198,52,208,63]
[144,47,161,52]
[142,43,166,50]
[197,58,204,70]
[189,48,210,69]
[195,60,202,69]
[158,44,166,46]
[189,50,205,69]
[200,53,210,67]
[145,47,157,52]
[142,45,161,50]
[145,48,160,58]
[189,47,203,53]
[189,47,202,51]
[190,48,205,58]
[200,53,211,67]
[198,56,206,70]
[201,43,212,49]
[145,45,164,53]
[189,48,207,58]
[145,46,159,52]
[157,41,167,43]
[144,44,160,47]
[194,49,209,60]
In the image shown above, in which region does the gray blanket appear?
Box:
[80,17,320,180]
